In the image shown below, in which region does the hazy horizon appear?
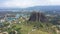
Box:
[0,0,60,8]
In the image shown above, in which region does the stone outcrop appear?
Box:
[29,12,47,22]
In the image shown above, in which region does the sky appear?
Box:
[0,0,60,8]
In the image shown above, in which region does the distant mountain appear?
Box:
[24,6,60,11]
[0,6,60,12]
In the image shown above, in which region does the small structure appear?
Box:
[0,16,5,22]
[6,14,16,21]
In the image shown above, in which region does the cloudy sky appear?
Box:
[0,0,60,8]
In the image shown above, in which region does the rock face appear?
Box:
[29,12,47,22]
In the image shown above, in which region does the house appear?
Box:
[6,14,16,21]
[0,16,5,22]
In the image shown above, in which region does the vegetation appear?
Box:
[0,12,60,34]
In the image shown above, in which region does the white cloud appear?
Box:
[49,0,60,5]
[0,0,60,8]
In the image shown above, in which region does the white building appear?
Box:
[0,16,5,22]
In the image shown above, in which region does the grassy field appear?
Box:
[9,23,52,34]
[1,20,57,34]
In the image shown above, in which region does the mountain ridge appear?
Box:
[0,6,60,11]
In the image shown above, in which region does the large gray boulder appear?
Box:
[29,12,47,22]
